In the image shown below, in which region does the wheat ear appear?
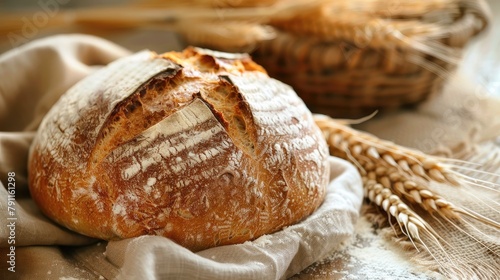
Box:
[314,115,500,234]
[363,178,442,246]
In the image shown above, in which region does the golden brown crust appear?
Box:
[28,47,330,251]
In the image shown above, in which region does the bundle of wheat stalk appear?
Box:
[0,0,324,52]
[314,115,500,279]
[251,0,490,118]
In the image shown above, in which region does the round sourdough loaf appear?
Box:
[28,47,330,251]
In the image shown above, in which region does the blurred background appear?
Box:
[0,0,500,104]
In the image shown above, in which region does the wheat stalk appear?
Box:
[130,0,280,8]
[314,114,500,238]
[315,115,458,183]
[265,0,479,66]
[174,21,275,52]
[0,0,486,56]
[363,178,439,244]
[364,164,461,219]
[0,0,328,52]
[314,115,500,277]
[0,0,328,35]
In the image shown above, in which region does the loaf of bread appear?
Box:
[28,47,330,251]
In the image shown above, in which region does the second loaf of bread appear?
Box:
[28,47,331,251]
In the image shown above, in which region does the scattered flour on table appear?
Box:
[304,216,445,279]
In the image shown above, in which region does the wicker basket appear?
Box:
[2,0,485,119]
[252,0,490,118]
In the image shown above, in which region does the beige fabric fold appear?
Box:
[0,35,363,279]
[0,34,132,132]
[0,34,131,249]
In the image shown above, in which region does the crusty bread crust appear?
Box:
[28,47,330,251]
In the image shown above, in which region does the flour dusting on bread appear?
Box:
[28,47,330,251]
